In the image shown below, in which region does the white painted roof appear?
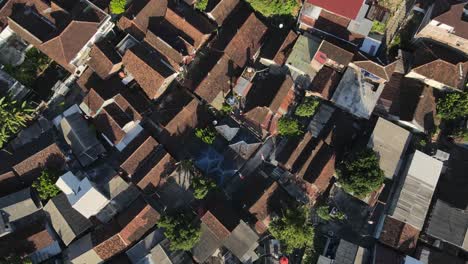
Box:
[407,151,443,188]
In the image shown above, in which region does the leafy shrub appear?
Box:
[195,0,208,11]
[32,169,61,201]
[245,0,299,17]
[278,117,302,136]
[195,127,216,144]
[191,176,216,199]
[295,97,320,117]
[110,0,126,14]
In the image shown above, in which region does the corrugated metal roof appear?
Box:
[391,151,442,230]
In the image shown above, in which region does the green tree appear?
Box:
[295,97,320,117]
[278,117,302,136]
[109,0,126,14]
[195,127,216,144]
[220,103,233,115]
[176,159,197,178]
[3,48,50,86]
[269,206,314,253]
[437,92,468,120]
[337,149,385,198]
[245,0,299,17]
[0,97,34,149]
[158,212,201,251]
[32,168,61,201]
[195,0,208,11]
[191,176,216,199]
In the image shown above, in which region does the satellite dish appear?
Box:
[212,120,218,125]
[279,23,284,29]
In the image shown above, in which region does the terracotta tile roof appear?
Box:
[40,21,100,71]
[77,71,152,115]
[201,211,231,241]
[209,0,240,25]
[94,234,127,260]
[93,103,132,144]
[144,29,187,69]
[223,13,267,67]
[270,76,294,113]
[247,181,292,229]
[430,1,468,39]
[13,143,65,181]
[317,40,354,68]
[354,60,395,81]
[164,7,210,49]
[243,107,271,133]
[122,44,175,99]
[119,204,160,244]
[195,54,242,104]
[308,10,365,44]
[82,88,105,116]
[92,199,160,260]
[412,60,468,90]
[0,219,55,257]
[120,135,159,176]
[135,150,174,194]
[379,216,420,254]
[0,171,22,196]
[309,66,342,99]
[117,0,168,39]
[412,86,436,131]
[273,31,298,65]
[307,0,364,20]
[283,132,314,171]
[88,41,122,79]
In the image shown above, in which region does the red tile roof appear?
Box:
[309,66,342,99]
[119,204,160,244]
[273,31,298,65]
[201,211,231,241]
[88,42,122,79]
[135,151,174,194]
[379,216,420,254]
[120,136,159,176]
[122,44,175,99]
[412,60,468,90]
[165,8,210,49]
[195,54,241,104]
[117,0,168,38]
[223,13,267,67]
[307,0,364,20]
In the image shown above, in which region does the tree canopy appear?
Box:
[32,168,61,201]
[158,212,201,251]
[109,0,126,14]
[295,97,320,117]
[269,206,314,253]
[195,127,217,144]
[245,0,299,17]
[3,48,50,86]
[278,117,302,136]
[0,97,34,149]
[337,149,385,198]
[437,92,468,120]
[191,176,216,200]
